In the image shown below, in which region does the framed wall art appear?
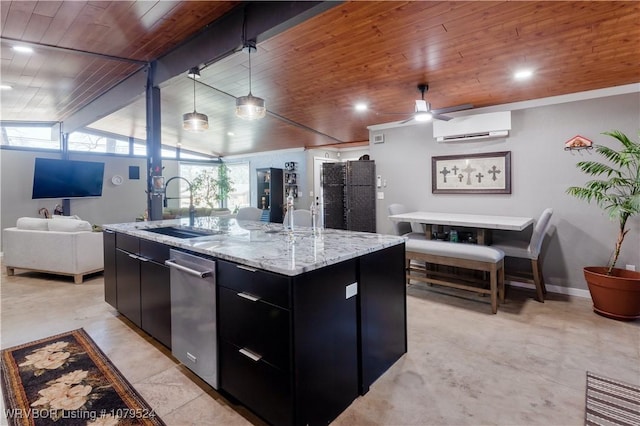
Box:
[431,151,511,194]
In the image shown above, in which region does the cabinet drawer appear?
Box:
[220,340,291,426]
[217,260,290,309]
[140,239,170,264]
[116,233,139,254]
[219,286,290,371]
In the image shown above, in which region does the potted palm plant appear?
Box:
[567,130,640,320]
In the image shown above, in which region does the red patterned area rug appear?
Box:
[1,328,165,426]
[586,371,640,426]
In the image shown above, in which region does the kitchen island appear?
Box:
[103,217,407,426]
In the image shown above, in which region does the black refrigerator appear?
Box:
[321,160,376,233]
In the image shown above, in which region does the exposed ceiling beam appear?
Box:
[62,67,148,134]
[62,1,341,135]
[0,36,147,65]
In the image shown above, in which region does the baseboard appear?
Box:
[507,280,591,299]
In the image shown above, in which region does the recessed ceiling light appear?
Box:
[13,46,33,54]
[514,69,533,80]
[0,85,12,90]
[355,103,368,112]
[227,131,235,136]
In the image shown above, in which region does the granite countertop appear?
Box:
[103,217,404,276]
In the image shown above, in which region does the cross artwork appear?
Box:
[439,167,451,183]
[488,165,501,181]
[432,151,511,194]
[461,164,476,185]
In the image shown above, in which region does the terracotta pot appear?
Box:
[584,267,640,321]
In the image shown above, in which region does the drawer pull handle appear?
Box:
[165,260,212,278]
[239,348,262,362]
[128,253,139,260]
[186,352,197,363]
[236,265,258,272]
[237,292,260,302]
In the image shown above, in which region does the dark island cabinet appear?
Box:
[104,227,407,426]
[217,258,360,426]
[358,243,407,393]
[115,244,141,327]
[111,233,171,348]
[103,230,117,308]
[217,259,293,425]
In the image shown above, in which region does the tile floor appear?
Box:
[1,267,638,426]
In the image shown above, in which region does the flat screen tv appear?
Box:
[32,158,105,199]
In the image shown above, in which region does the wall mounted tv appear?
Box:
[32,158,105,199]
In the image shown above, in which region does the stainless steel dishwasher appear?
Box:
[166,249,218,389]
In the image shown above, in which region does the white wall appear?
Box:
[0,151,180,249]
[370,92,640,291]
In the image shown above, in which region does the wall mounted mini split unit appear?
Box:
[433,111,511,142]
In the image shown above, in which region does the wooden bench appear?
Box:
[405,239,505,314]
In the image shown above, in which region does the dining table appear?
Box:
[388,211,534,245]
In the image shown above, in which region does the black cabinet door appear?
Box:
[115,249,141,327]
[103,230,117,308]
[359,243,407,393]
[140,260,171,348]
[292,259,358,426]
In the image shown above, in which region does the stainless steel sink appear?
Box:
[143,226,219,239]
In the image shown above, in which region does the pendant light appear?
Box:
[183,67,209,132]
[236,41,266,120]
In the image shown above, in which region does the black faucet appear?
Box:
[163,176,195,227]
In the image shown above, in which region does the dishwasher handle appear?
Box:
[165,259,213,278]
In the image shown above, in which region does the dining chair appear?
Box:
[490,208,553,302]
[235,206,263,221]
[387,204,426,239]
[283,209,312,228]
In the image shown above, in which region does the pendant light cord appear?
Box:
[248,47,252,95]
[193,72,197,112]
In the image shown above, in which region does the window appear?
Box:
[133,142,147,156]
[132,142,179,159]
[1,125,60,150]
[179,162,249,210]
[226,163,250,211]
[67,131,129,153]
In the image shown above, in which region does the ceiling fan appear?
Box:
[397,84,473,124]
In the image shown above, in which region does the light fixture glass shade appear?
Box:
[236,94,266,120]
[183,111,209,132]
[414,111,432,122]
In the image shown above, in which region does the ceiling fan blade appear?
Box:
[432,113,453,121]
[431,103,474,115]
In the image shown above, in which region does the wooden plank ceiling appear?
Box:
[1,1,639,157]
